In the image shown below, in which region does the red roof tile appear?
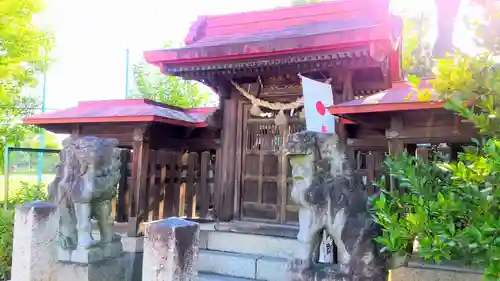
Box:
[328,79,444,115]
[144,0,402,79]
[24,99,217,128]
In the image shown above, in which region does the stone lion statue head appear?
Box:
[49,136,121,204]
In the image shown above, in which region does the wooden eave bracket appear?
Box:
[205,77,232,99]
[133,124,151,142]
[385,130,400,139]
[369,42,389,63]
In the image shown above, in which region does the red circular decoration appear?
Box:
[315,101,326,116]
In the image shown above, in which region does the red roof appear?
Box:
[328,79,444,115]
[24,99,217,128]
[144,0,402,80]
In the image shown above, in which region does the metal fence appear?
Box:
[2,147,60,207]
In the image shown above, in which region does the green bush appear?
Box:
[373,54,500,279]
[373,140,500,279]
[372,152,453,258]
[0,209,13,280]
[0,182,48,278]
[8,181,48,205]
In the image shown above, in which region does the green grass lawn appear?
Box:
[0,173,55,201]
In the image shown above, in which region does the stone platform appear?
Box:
[197,222,292,280]
[56,237,142,281]
[287,263,387,281]
[57,254,131,281]
[58,240,123,264]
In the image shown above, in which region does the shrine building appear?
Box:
[143,0,402,224]
[23,0,475,235]
[22,1,482,280]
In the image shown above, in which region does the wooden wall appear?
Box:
[113,149,216,236]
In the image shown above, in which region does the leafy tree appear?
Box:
[467,0,500,52]
[433,0,461,58]
[21,130,61,150]
[129,42,211,108]
[401,15,433,77]
[0,0,54,170]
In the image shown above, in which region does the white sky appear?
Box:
[35,0,477,112]
[37,0,293,111]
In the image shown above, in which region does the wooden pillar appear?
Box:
[335,70,354,154]
[71,124,81,136]
[127,126,150,236]
[116,149,130,222]
[216,96,238,222]
[386,114,404,191]
[450,143,463,161]
[387,114,404,156]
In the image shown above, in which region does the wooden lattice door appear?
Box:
[239,104,304,224]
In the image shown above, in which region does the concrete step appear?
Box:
[200,229,300,259]
[199,272,260,281]
[198,249,288,281]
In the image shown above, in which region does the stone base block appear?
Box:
[389,263,483,281]
[57,252,141,281]
[142,217,200,281]
[287,262,386,281]
[58,240,123,263]
[102,240,123,259]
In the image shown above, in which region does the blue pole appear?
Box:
[4,147,9,210]
[36,72,47,186]
[125,48,130,98]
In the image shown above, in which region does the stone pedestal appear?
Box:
[11,201,58,281]
[56,240,130,281]
[58,240,123,263]
[57,256,128,281]
[142,217,200,281]
[288,263,387,281]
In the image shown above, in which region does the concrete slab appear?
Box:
[213,222,298,239]
[390,260,483,281]
[206,231,299,259]
[198,250,259,279]
[91,230,144,253]
[199,273,258,281]
[256,256,288,281]
[199,230,208,249]
[390,266,482,281]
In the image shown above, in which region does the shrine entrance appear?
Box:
[238,103,304,225]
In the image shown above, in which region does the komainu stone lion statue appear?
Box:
[48,136,121,251]
[286,131,387,281]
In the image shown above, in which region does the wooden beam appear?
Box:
[386,124,478,143]
[185,139,220,151]
[210,76,233,100]
[184,58,383,81]
[339,115,388,130]
[347,138,387,149]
